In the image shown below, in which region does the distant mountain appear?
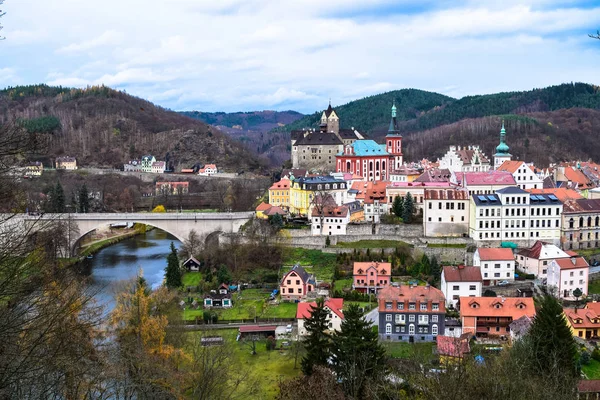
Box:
[0,85,265,172]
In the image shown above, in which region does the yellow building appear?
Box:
[255,202,271,220]
[268,178,291,210]
[56,156,77,170]
[563,303,600,340]
[25,161,43,177]
[289,180,313,217]
[289,176,348,217]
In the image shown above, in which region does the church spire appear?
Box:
[387,101,400,135]
[495,120,510,155]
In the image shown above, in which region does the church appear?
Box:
[290,103,363,172]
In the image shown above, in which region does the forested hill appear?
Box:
[0,85,265,172]
[181,110,304,132]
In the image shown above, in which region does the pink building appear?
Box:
[280,265,315,301]
[353,261,391,294]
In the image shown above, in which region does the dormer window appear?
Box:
[495,304,502,309]
[470,303,479,309]
[357,269,363,274]
[381,269,387,275]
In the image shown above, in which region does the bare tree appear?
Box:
[0,0,5,41]
[590,30,600,40]
[179,229,204,259]
[310,190,333,235]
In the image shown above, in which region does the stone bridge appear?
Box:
[18,212,253,253]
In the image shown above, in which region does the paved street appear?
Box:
[365,307,379,326]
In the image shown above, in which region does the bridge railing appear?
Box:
[18,212,254,220]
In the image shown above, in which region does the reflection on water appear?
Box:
[82,229,180,313]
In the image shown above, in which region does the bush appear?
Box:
[325,236,331,247]
[266,336,277,351]
[152,205,166,213]
[483,289,497,297]
[203,311,218,324]
[592,348,600,362]
[581,351,591,365]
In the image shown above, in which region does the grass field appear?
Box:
[282,248,337,282]
[583,359,600,379]
[382,341,435,359]
[589,280,600,295]
[262,302,298,318]
[333,278,353,291]
[182,272,203,287]
[334,239,411,249]
[346,301,377,312]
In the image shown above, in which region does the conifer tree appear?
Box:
[430,256,441,285]
[78,184,90,213]
[52,181,66,213]
[164,242,182,289]
[402,192,414,223]
[331,304,386,398]
[217,265,231,284]
[526,292,578,379]
[392,195,403,218]
[420,253,431,276]
[301,298,331,375]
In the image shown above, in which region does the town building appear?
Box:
[492,123,512,170]
[390,165,420,182]
[155,181,189,195]
[516,241,571,278]
[289,176,347,216]
[472,248,515,286]
[336,140,390,181]
[124,160,142,172]
[528,187,583,203]
[25,161,43,177]
[459,296,536,338]
[386,181,452,214]
[454,171,516,196]
[141,155,156,173]
[199,164,217,176]
[353,261,391,294]
[508,315,533,343]
[55,156,77,170]
[555,163,595,191]
[291,104,363,171]
[414,168,453,183]
[438,145,491,173]
[204,284,232,308]
[423,188,470,237]
[437,335,470,364]
[546,253,589,299]
[311,204,350,236]
[297,298,344,336]
[497,160,543,190]
[441,265,483,308]
[268,178,291,210]
[280,265,316,301]
[563,302,600,339]
[385,102,404,172]
[468,187,563,246]
[151,161,166,174]
[363,181,388,223]
[377,284,446,342]
[182,256,201,271]
[561,199,600,250]
[345,200,365,222]
[255,202,271,219]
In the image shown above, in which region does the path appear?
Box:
[365,307,379,327]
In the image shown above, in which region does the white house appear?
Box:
[151,161,166,174]
[516,240,571,278]
[141,155,156,173]
[438,145,491,173]
[441,265,482,308]
[423,188,470,237]
[296,298,344,336]
[199,164,217,176]
[311,204,350,236]
[473,248,515,286]
[546,253,589,299]
[497,160,544,190]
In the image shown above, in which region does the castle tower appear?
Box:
[385,102,403,170]
[493,121,512,169]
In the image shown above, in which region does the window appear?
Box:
[432,324,438,335]
[288,288,294,293]
[385,302,392,310]
[469,285,477,290]
[420,303,427,311]
[418,315,429,324]
[452,285,459,290]
[409,315,415,322]
[397,302,404,310]
[409,325,415,335]
[432,315,438,323]
[432,303,439,311]
[395,314,405,324]
[494,273,500,278]
[385,323,392,334]
[386,314,392,321]
[296,280,300,285]
[409,303,416,310]
[287,280,291,284]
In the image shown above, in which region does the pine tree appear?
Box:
[430,256,441,285]
[392,195,403,218]
[525,292,578,379]
[164,242,182,289]
[217,265,231,284]
[331,304,386,398]
[51,181,66,213]
[402,192,414,223]
[301,298,331,375]
[420,254,431,276]
[78,184,90,213]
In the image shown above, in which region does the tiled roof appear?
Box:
[527,188,582,203]
[578,380,600,394]
[455,149,489,165]
[424,188,469,200]
[364,181,388,204]
[476,248,514,261]
[293,131,343,146]
[296,298,344,320]
[496,186,528,194]
[563,199,600,214]
[255,202,271,212]
[554,256,589,270]
[563,167,594,189]
[312,205,349,218]
[564,306,600,329]
[264,206,287,216]
[377,284,445,303]
[152,161,165,167]
[437,335,470,357]
[339,140,388,156]
[269,178,291,190]
[415,168,453,183]
[353,262,391,276]
[442,266,482,282]
[391,165,420,176]
[517,241,569,260]
[455,171,516,186]
[282,168,307,178]
[204,164,217,169]
[508,315,533,337]
[459,297,535,318]
[497,160,525,174]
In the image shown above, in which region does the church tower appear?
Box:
[320,101,339,134]
[493,121,512,169]
[385,102,403,170]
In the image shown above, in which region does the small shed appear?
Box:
[204,293,232,308]
[183,256,202,271]
[238,325,278,339]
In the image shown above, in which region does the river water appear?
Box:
[80,229,181,313]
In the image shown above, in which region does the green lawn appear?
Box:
[182,272,203,287]
[333,239,411,249]
[282,248,337,282]
[262,302,298,318]
[334,278,353,291]
[583,359,600,379]
[589,280,600,295]
[346,301,377,312]
[574,248,600,260]
[382,341,435,359]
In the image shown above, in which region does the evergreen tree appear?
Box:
[420,253,431,276]
[392,195,404,218]
[51,181,66,213]
[301,298,331,375]
[217,265,231,284]
[331,304,386,398]
[402,192,414,223]
[525,292,578,379]
[164,242,182,289]
[78,184,90,213]
[430,256,441,284]
[269,213,284,228]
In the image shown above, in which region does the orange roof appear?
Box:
[564,167,593,189]
[527,188,583,203]
[255,202,271,212]
[554,256,589,270]
[459,297,535,319]
[476,248,514,261]
[269,178,291,190]
[296,298,344,320]
[377,284,445,304]
[312,204,349,218]
[364,181,389,204]
[497,160,525,174]
[564,307,600,329]
[353,261,391,276]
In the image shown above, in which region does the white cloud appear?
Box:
[57,30,123,53]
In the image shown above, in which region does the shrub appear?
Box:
[266,336,277,351]
[325,236,331,247]
[152,204,166,213]
[581,351,591,365]
[592,348,600,362]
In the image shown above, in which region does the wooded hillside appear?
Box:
[0,85,265,172]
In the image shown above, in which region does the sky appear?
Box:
[0,0,599,113]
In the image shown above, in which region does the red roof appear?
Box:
[442,265,482,282]
[554,256,589,270]
[353,262,391,276]
[437,335,470,357]
[496,160,525,174]
[527,188,582,203]
[269,178,291,190]
[476,248,514,261]
[564,167,593,189]
[459,297,535,318]
[255,202,271,212]
[455,171,516,186]
[578,380,600,393]
[377,284,445,307]
[425,189,469,200]
[239,325,278,333]
[296,298,344,320]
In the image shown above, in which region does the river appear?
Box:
[80,229,181,313]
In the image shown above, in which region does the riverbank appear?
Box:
[79,224,150,257]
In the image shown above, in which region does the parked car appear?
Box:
[285,325,293,333]
[592,261,600,267]
[498,280,509,286]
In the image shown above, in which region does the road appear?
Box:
[365,307,378,327]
